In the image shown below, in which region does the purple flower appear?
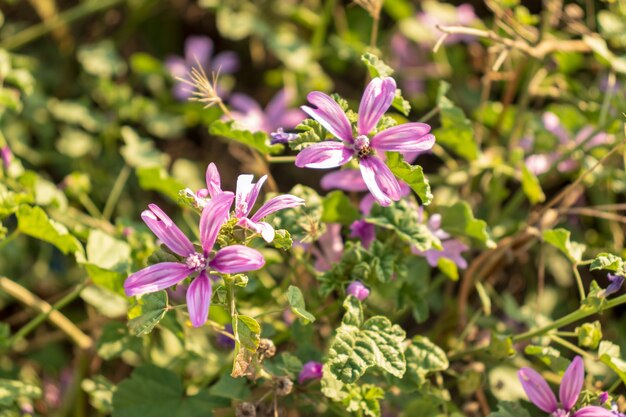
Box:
[604,274,624,296]
[1,145,12,169]
[229,89,305,134]
[215,323,235,349]
[270,128,298,144]
[518,356,614,417]
[525,112,613,175]
[200,163,305,242]
[165,36,239,101]
[310,223,344,272]
[412,214,468,269]
[349,219,376,249]
[295,77,435,206]
[347,281,370,301]
[124,194,265,327]
[417,3,478,45]
[298,361,323,384]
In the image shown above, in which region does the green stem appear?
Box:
[311,0,337,57]
[550,334,595,360]
[572,263,586,302]
[417,106,440,124]
[102,164,131,221]
[0,229,20,250]
[1,0,126,50]
[78,193,102,218]
[599,71,616,126]
[267,155,297,163]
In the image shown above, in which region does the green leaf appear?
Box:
[524,345,569,373]
[0,379,41,407]
[235,315,261,352]
[112,365,229,417]
[77,40,126,78]
[321,365,385,417]
[97,322,140,360]
[121,126,169,168]
[341,295,363,327]
[577,321,602,350]
[287,285,316,323]
[404,336,449,387]
[386,152,432,205]
[137,167,185,201]
[542,228,586,263]
[87,230,130,270]
[210,120,283,155]
[361,53,394,78]
[435,82,479,161]
[321,191,360,226]
[82,376,115,414]
[327,298,406,384]
[208,375,250,400]
[590,253,623,272]
[127,291,169,336]
[16,205,83,257]
[367,200,440,251]
[80,285,128,318]
[271,229,293,250]
[487,402,531,417]
[437,257,459,281]
[440,202,494,247]
[599,341,626,385]
[521,165,545,204]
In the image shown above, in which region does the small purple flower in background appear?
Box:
[604,274,624,296]
[347,281,370,301]
[518,356,615,417]
[215,323,235,349]
[417,2,478,45]
[298,361,323,384]
[270,128,299,145]
[310,223,344,272]
[525,112,613,176]
[124,194,265,327]
[165,36,239,101]
[349,219,376,249]
[390,33,429,98]
[229,89,305,135]
[412,214,468,269]
[1,145,12,169]
[200,163,305,242]
[295,77,435,206]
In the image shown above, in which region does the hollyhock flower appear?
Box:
[229,89,305,134]
[310,223,344,272]
[604,274,624,296]
[518,356,614,417]
[525,112,613,175]
[124,194,265,327]
[295,77,435,206]
[165,36,239,101]
[412,214,468,269]
[347,281,370,301]
[349,219,376,249]
[298,361,323,384]
[199,163,305,242]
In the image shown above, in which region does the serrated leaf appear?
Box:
[271,229,293,250]
[287,285,316,323]
[404,336,449,387]
[440,202,494,247]
[361,53,394,78]
[127,291,168,336]
[386,152,432,205]
[487,402,531,417]
[235,315,260,352]
[112,365,228,417]
[599,341,626,385]
[435,81,479,161]
[542,228,585,263]
[210,120,283,155]
[590,253,623,272]
[0,379,41,407]
[16,205,83,257]
[321,191,360,226]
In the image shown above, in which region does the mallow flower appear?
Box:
[412,213,468,269]
[518,356,614,417]
[124,194,265,327]
[199,163,305,243]
[347,281,370,301]
[229,89,305,134]
[298,361,323,384]
[295,77,435,206]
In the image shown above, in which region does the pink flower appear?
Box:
[518,356,614,417]
[347,281,370,301]
[295,77,435,206]
[310,223,344,272]
[298,361,323,384]
[199,163,304,243]
[229,89,305,134]
[124,194,265,327]
[411,214,468,269]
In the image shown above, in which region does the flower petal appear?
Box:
[358,77,397,135]
[142,204,195,257]
[124,262,190,297]
[210,245,265,273]
[359,156,403,207]
[250,195,305,222]
[199,192,235,253]
[185,36,213,67]
[239,218,276,242]
[205,163,223,198]
[371,123,435,152]
[518,368,558,413]
[295,141,354,169]
[320,169,368,192]
[302,91,353,142]
[212,51,239,73]
[572,406,617,417]
[186,271,212,328]
[560,356,584,411]
[235,174,267,218]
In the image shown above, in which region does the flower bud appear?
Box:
[258,338,276,358]
[275,376,293,396]
[298,361,323,384]
[236,402,256,417]
[347,281,370,301]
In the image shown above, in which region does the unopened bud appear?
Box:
[236,402,256,417]
[258,338,276,358]
[275,376,293,396]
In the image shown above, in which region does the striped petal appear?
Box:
[186,271,212,328]
[124,262,191,297]
[142,204,195,257]
[302,91,353,142]
[518,368,558,413]
[358,77,397,135]
[210,245,265,273]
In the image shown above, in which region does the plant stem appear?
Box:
[550,334,595,360]
[0,229,20,250]
[369,13,380,49]
[102,164,131,221]
[2,0,126,50]
[572,263,586,302]
[0,277,92,350]
[267,155,297,163]
[78,193,102,218]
